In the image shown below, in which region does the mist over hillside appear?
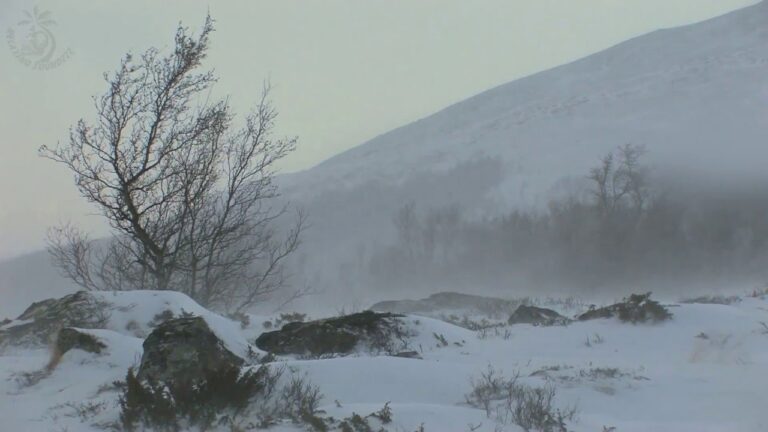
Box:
[276,0,768,305]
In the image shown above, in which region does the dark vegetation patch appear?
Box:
[577,293,671,323]
[508,305,571,327]
[120,364,278,431]
[51,327,107,369]
[255,311,413,357]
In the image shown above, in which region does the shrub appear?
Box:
[578,292,671,323]
[616,293,671,323]
[279,374,324,421]
[338,413,372,432]
[465,365,516,415]
[506,385,576,432]
[119,364,280,431]
[466,365,577,432]
[336,405,393,432]
[369,402,393,424]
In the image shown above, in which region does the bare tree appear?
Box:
[588,152,615,216]
[588,144,648,217]
[393,202,419,261]
[617,143,649,214]
[40,17,304,312]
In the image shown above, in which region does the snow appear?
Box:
[92,290,253,359]
[2,289,768,431]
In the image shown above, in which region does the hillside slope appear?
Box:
[282,0,768,204]
[277,0,768,296]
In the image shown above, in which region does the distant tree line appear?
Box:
[367,145,768,293]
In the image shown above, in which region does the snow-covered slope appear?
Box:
[265,0,768,292]
[3,289,768,431]
[283,0,768,204]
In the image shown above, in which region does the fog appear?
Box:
[280,154,768,314]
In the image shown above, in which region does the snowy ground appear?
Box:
[1,290,767,431]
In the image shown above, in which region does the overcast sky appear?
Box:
[0,0,759,260]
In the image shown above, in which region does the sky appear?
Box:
[0,0,759,260]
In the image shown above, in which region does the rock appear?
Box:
[577,293,672,323]
[137,316,243,383]
[393,350,422,359]
[0,291,111,349]
[371,291,518,319]
[255,310,407,356]
[508,305,570,326]
[55,328,107,355]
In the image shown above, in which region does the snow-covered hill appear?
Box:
[273,0,768,295]
[282,0,768,203]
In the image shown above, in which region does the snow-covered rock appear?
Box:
[0,291,111,349]
[137,316,246,383]
[508,305,570,326]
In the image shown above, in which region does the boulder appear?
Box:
[0,291,110,349]
[508,305,570,326]
[371,291,518,319]
[137,316,243,383]
[55,327,107,355]
[393,350,422,359]
[577,293,672,323]
[255,310,406,356]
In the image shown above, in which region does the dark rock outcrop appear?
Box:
[0,291,110,348]
[55,327,107,355]
[508,305,570,326]
[137,316,243,383]
[255,310,407,356]
[371,292,518,319]
[393,350,422,359]
[577,293,672,323]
